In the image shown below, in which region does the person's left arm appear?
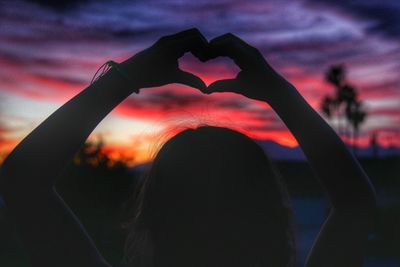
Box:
[206,33,376,267]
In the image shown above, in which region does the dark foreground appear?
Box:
[1,157,399,266]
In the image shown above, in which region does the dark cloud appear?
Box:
[25,0,89,11]
[110,25,178,41]
[0,51,69,69]
[307,0,400,38]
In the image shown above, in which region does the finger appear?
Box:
[206,79,240,94]
[209,33,255,68]
[160,28,211,61]
[174,70,207,92]
[168,28,205,40]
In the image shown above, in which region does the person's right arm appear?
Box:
[207,33,377,267]
[0,28,208,267]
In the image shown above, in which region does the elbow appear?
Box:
[0,155,28,197]
[357,190,378,216]
[334,193,377,219]
[345,176,378,217]
[362,193,377,217]
[361,182,378,215]
[0,167,30,204]
[332,202,377,230]
[332,186,377,219]
[1,152,53,200]
[360,171,378,214]
[0,163,17,198]
[354,199,377,219]
[353,172,378,215]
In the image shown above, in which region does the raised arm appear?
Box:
[207,33,377,267]
[0,29,208,267]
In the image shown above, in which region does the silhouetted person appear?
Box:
[0,29,376,267]
[123,126,294,267]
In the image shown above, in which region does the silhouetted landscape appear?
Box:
[1,141,399,266]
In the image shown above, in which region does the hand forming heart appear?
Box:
[120,28,290,103]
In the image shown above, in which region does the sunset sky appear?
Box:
[1,0,399,165]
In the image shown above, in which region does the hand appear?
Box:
[120,28,210,93]
[206,33,291,102]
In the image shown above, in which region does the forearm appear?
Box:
[267,81,376,211]
[0,66,136,195]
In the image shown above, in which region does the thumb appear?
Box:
[175,70,207,92]
[206,79,240,94]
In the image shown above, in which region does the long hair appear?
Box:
[122,126,296,267]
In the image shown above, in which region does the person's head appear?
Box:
[123,126,295,267]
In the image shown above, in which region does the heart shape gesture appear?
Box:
[120,28,289,103]
[206,33,288,102]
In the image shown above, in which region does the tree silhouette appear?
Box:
[325,65,345,87]
[56,138,135,257]
[324,65,346,135]
[321,96,334,119]
[321,65,368,154]
[73,137,130,169]
[345,100,367,153]
[340,84,357,138]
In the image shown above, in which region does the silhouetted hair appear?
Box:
[123,126,295,267]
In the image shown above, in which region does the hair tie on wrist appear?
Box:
[91,60,139,94]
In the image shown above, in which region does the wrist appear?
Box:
[117,59,142,92]
[95,61,141,95]
[267,80,299,108]
[253,71,296,104]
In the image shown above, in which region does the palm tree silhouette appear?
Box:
[345,100,367,154]
[321,96,334,119]
[340,84,357,138]
[321,65,368,153]
[324,65,346,135]
[325,65,345,87]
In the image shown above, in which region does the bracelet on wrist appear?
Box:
[91,60,139,94]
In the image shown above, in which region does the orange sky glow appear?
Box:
[1,1,399,166]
